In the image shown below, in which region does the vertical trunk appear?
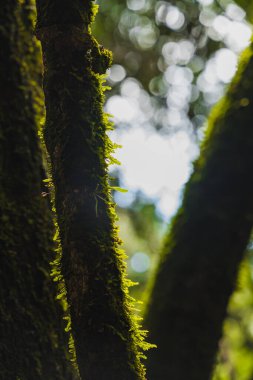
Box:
[0,1,76,379]
[144,45,253,380]
[35,1,147,379]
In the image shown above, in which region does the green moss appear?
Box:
[35,0,152,378]
[0,1,77,378]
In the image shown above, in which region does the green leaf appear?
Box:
[110,186,128,193]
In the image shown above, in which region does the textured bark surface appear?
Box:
[0,1,76,379]
[36,1,147,379]
[144,45,253,380]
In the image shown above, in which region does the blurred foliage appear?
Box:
[234,0,253,22]
[117,197,165,293]
[94,0,251,133]
[94,0,253,378]
[213,247,253,380]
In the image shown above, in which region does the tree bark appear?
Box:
[0,1,76,379]
[35,1,147,379]
[144,45,253,380]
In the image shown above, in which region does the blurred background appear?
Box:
[93,1,253,378]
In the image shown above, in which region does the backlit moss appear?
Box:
[36,0,152,378]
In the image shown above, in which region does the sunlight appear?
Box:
[215,48,237,83]
[130,252,151,273]
[109,127,198,219]
[105,0,252,224]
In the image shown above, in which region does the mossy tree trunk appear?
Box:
[144,45,253,380]
[0,1,76,379]
[35,1,146,379]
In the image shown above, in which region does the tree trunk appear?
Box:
[0,1,76,379]
[144,46,253,380]
[35,1,147,379]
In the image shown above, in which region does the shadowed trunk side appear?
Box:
[144,44,253,380]
[0,1,76,379]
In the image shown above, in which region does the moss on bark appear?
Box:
[144,45,253,380]
[0,1,76,379]
[35,1,148,379]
